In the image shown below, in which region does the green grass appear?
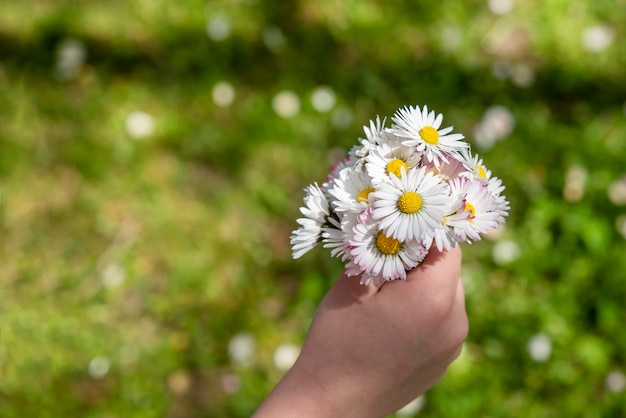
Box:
[1,0,625,416]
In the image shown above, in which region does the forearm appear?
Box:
[253,358,390,418]
[252,365,341,418]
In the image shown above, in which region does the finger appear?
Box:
[408,245,462,284]
[379,246,462,301]
[450,277,470,344]
[455,274,466,311]
[323,272,379,308]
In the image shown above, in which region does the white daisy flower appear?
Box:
[290,183,331,259]
[423,153,467,184]
[322,210,364,260]
[447,177,501,242]
[429,219,460,252]
[461,152,493,184]
[389,105,468,167]
[486,176,510,221]
[345,210,428,285]
[321,215,349,259]
[459,149,509,221]
[371,166,451,242]
[349,116,390,165]
[365,142,422,185]
[326,154,356,184]
[426,193,465,252]
[328,165,375,214]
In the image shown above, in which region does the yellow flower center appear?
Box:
[398,191,423,214]
[419,126,439,145]
[376,231,402,255]
[474,164,487,180]
[464,201,476,219]
[386,158,408,178]
[357,187,375,204]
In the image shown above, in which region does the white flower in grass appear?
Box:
[262,26,286,52]
[527,333,551,362]
[311,86,336,113]
[88,356,111,379]
[126,111,155,140]
[371,167,451,242]
[493,239,520,265]
[581,24,615,53]
[273,90,300,118]
[290,183,330,259]
[389,105,468,167]
[328,166,375,214]
[489,0,514,15]
[331,106,353,130]
[212,81,236,107]
[608,175,626,206]
[273,343,300,371]
[206,15,231,41]
[606,370,626,392]
[474,106,515,146]
[397,395,426,416]
[365,142,422,186]
[447,177,501,242]
[55,38,86,81]
[228,333,255,367]
[345,210,428,286]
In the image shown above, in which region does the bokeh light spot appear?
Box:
[273,343,300,371]
[311,86,336,113]
[581,25,615,53]
[88,355,111,379]
[228,333,255,367]
[527,333,552,362]
[212,81,236,107]
[272,90,300,118]
[125,111,155,140]
[206,15,231,41]
[488,0,514,15]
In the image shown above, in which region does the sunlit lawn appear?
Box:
[1,1,625,417]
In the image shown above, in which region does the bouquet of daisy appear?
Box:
[290,105,509,286]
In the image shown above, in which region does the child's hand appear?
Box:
[254,247,468,418]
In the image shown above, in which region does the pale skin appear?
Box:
[253,246,468,418]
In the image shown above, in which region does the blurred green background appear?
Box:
[1,0,625,417]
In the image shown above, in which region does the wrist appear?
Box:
[253,361,353,418]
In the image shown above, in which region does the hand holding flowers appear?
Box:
[254,247,468,417]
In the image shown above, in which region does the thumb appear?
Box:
[378,246,462,302]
